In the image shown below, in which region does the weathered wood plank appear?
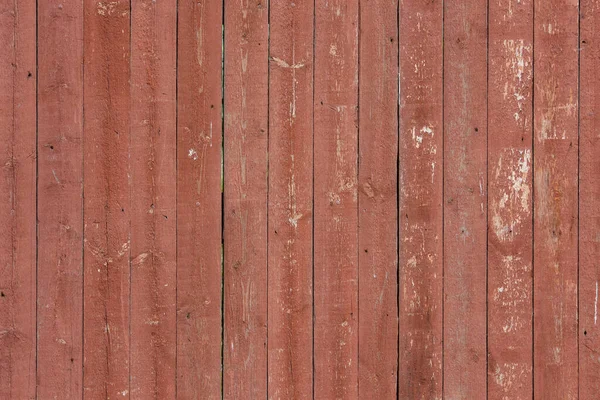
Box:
[579,0,600,396]
[533,0,579,397]
[176,1,223,398]
[443,1,488,397]
[358,0,398,397]
[83,1,131,398]
[223,1,269,398]
[398,0,444,398]
[488,0,534,397]
[0,0,36,397]
[130,0,177,397]
[268,1,314,398]
[314,1,359,398]
[37,0,84,397]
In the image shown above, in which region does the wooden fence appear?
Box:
[0,0,597,398]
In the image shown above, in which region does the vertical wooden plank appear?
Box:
[579,0,600,396]
[533,0,579,397]
[37,0,84,398]
[488,0,534,398]
[268,1,313,399]
[398,0,444,398]
[313,0,359,398]
[443,1,488,398]
[82,1,131,398]
[130,0,177,398]
[223,0,268,398]
[176,0,223,398]
[0,0,36,397]
[358,0,398,397]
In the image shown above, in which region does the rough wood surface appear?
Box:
[130,0,178,397]
[176,1,223,398]
[533,0,579,397]
[443,0,488,397]
[398,0,444,398]
[358,0,398,398]
[0,0,36,397]
[83,1,131,398]
[313,0,359,398]
[579,0,600,396]
[268,1,314,399]
[37,1,84,398]
[223,1,269,398]
[488,0,534,398]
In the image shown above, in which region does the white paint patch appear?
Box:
[188,148,198,160]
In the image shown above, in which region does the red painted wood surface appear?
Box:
[358,0,398,398]
[0,0,36,397]
[313,1,359,398]
[580,0,600,396]
[176,1,223,398]
[488,0,534,398]
[268,1,314,399]
[129,0,177,398]
[37,1,84,398]
[398,0,444,398]
[3,3,598,399]
[223,1,269,398]
[443,1,488,397]
[82,1,131,398]
[533,0,579,398]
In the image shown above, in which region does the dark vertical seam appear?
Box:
[577,0,581,397]
[81,0,85,395]
[35,0,39,397]
[220,2,225,398]
[356,0,361,396]
[441,0,446,397]
[531,0,536,397]
[396,0,400,397]
[311,0,316,398]
[128,0,133,396]
[174,0,179,397]
[266,0,271,397]
[485,0,490,398]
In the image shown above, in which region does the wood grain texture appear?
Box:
[130,0,177,397]
[314,0,359,398]
[579,0,600,396]
[0,0,36,397]
[358,0,398,397]
[223,1,269,398]
[176,1,223,398]
[82,1,131,398]
[398,0,444,398]
[488,0,534,398]
[533,0,579,398]
[37,0,84,398]
[268,1,314,399]
[443,1,488,397]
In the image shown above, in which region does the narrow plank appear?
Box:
[443,1,488,397]
[130,0,177,397]
[223,1,269,398]
[82,2,131,398]
[533,0,579,397]
[398,0,444,398]
[579,0,600,396]
[268,1,313,399]
[0,0,36,397]
[488,0,534,398]
[357,0,398,397]
[176,0,223,398]
[313,0,359,398]
[37,0,84,398]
